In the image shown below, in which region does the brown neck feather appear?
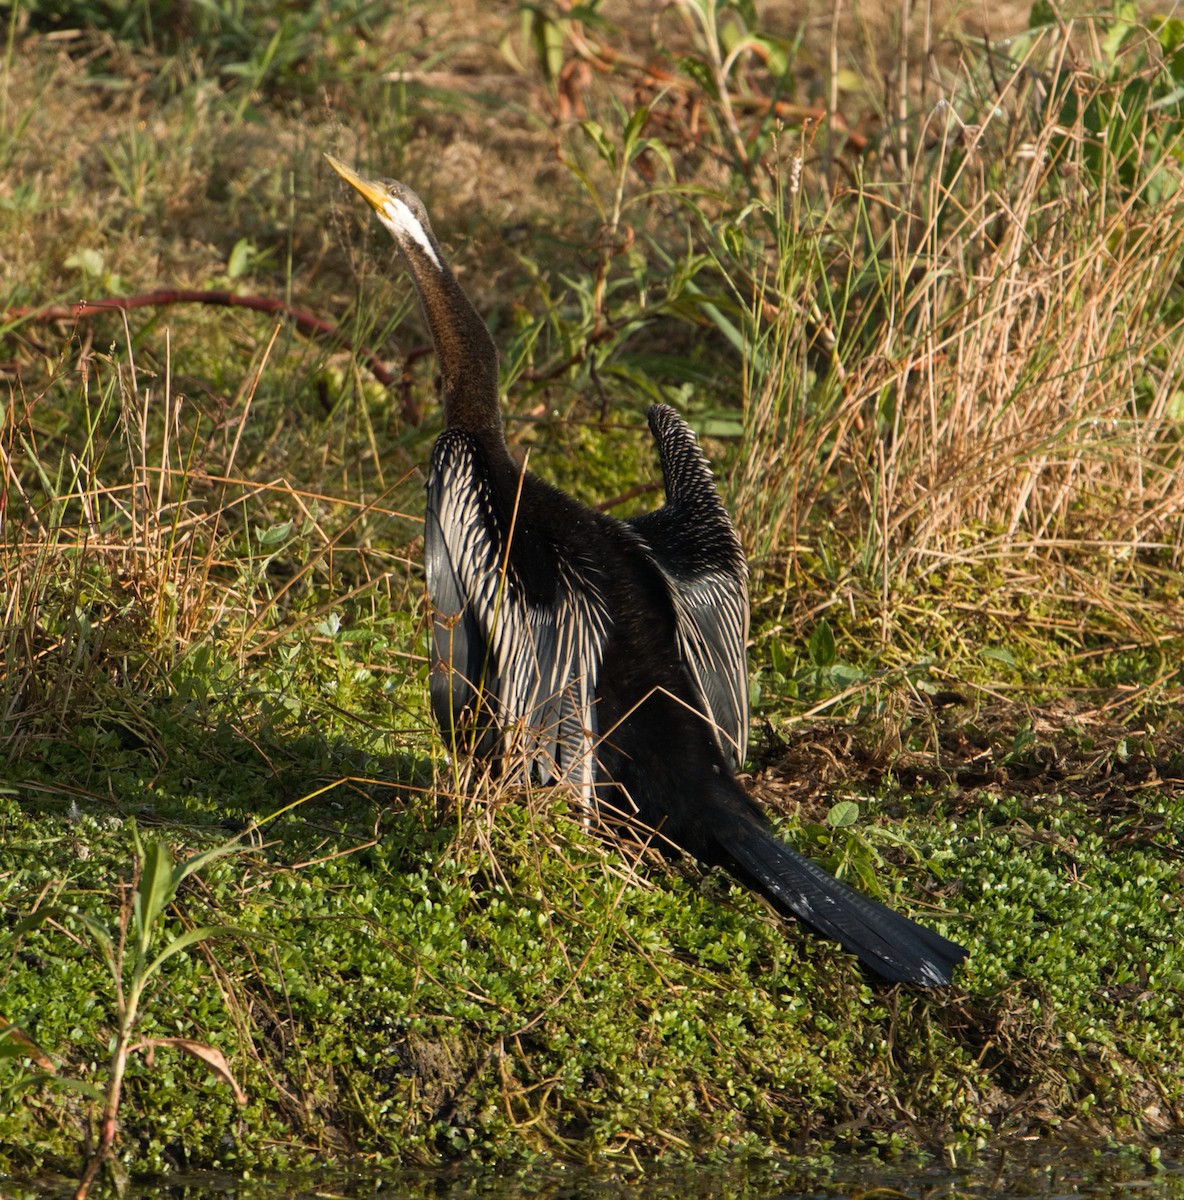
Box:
[395,239,507,454]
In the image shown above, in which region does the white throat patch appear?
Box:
[380,197,441,268]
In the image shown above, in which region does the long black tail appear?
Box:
[716,804,967,986]
[593,678,966,986]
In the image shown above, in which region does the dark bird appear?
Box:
[326,155,967,986]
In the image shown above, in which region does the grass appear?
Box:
[3,0,1184,1190]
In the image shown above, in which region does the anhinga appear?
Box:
[326,155,967,987]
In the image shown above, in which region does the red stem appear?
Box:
[2,289,423,425]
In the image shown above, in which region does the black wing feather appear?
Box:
[628,404,750,765]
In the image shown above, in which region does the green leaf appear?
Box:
[827,800,860,828]
[1155,15,1184,54]
[579,120,617,170]
[769,639,791,676]
[13,906,116,974]
[171,842,246,892]
[697,415,745,438]
[11,907,60,937]
[808,619,836,669]
[64,247,105,278]
[622,102,651,152]
[678,56,719,101]
[1028,0,1057,29]
[227,237,253,280]
[1,1068,105,1102]
[143,925,264,983]
[1101,4,1138,66]
[833,68,866,96]
[134,839,177,964]
[1008,723,1036,760]
[44,1075,107,1102]
[254,519,293,548]
[829,663,865,688]
[637,136,676,184]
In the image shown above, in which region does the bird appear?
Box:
[326,154,968,987]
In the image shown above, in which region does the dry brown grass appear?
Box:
[726,18,1184,638]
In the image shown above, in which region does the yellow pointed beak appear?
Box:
[325,154,388,213]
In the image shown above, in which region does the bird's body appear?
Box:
[327,155,967,987]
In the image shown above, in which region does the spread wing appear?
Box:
[628,404,750,767]
[424,429,611,802]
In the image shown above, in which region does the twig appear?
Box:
[1,289,423,425]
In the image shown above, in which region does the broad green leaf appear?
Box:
[13,906,116,973]
[579,120,616,169]
[1155,15,1184,55]
[227,238,252,280]
[64,247,105,278]
[254,520,293,547]
[12,907,61,936]
[45,1076,106,1102]
[638,137,676,184]
[134,840,176,963]
[678,56,719,101]
[808,618,836,669]
[622,102,651,151]
[1028,0,1057,29]
[829,663,865,688]
[2,1070,104,1102]
[827,800,860,828]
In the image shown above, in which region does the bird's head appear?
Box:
[325,154,441,270]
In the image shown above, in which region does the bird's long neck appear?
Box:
[393,237,507,452]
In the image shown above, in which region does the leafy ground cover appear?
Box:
[2,0,1184,1191]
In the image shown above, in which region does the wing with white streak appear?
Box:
[628,404,750,767]
[424,429,611,802]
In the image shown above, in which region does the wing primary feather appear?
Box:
[628,404,750,765]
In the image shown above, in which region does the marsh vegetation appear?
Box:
[1,0,1183,1191]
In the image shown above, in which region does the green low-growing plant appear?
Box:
[6,825,254,1198]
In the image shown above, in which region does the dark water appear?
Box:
[7,1142,1183,1199]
